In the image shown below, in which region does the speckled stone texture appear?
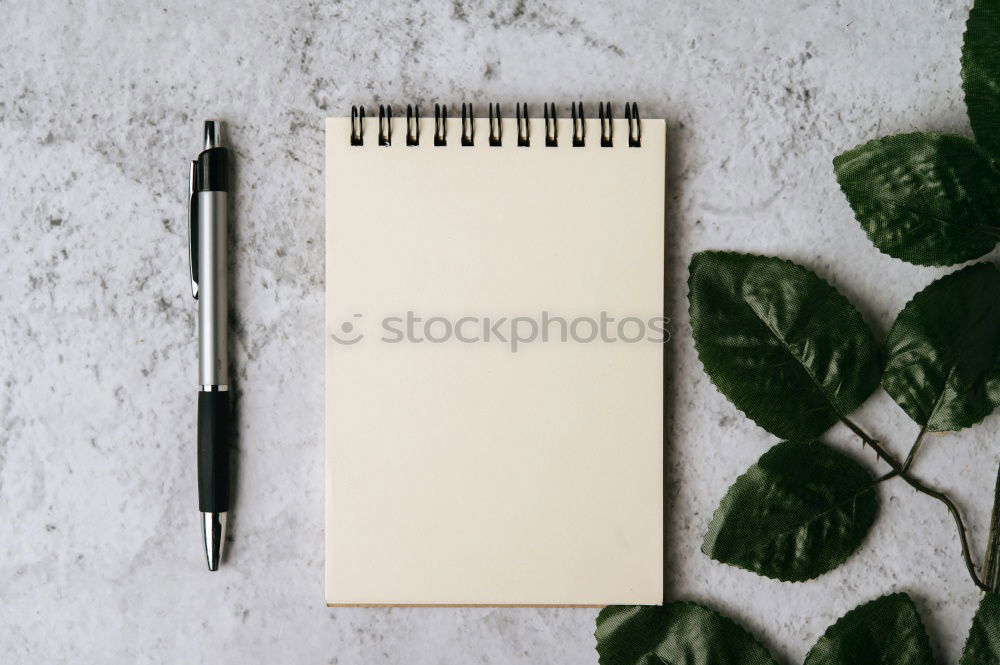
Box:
[1,0,996,662]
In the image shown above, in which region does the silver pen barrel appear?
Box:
[197,189,228,389]
[198,119,228,390]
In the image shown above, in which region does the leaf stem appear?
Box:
[983,457,1000,592]
[842,417,989,592]
[902,426,927,473]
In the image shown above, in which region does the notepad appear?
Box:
[325,104,665,606]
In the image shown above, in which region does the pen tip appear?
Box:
[202,511,227,571]
[203,120,223,150]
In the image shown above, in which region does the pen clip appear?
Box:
[188,160,200,299]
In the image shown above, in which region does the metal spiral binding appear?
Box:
[434,104,447,146]
[378,105,392,146]
[350,105,364,146]
[571,101,585,147]
[516,103,530,147]
[625,102,641,147]
[461,103,474,146]
[351,102,643,148]
[406,105,420,146]
[598,101,613,147]
[543,103,558,147]
[489,103,502,146]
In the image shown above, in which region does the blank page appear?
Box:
[325,114,665,606]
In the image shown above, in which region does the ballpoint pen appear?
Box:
[188,120,231,571]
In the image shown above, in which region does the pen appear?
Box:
[188,120,231,570]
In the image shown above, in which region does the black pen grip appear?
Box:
[197,391,231,513]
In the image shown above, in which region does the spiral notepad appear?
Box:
[326,103,666,606]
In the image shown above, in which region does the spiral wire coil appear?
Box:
[349,102,641,148]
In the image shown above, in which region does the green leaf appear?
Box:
[961,593,1000,665]
[702,440,877,581]
[595,602,779,665]
[688,251,880,441]
[804,593,934,665]
[883,263,1000,431]
[833,133,1000,266]
[963,0,1000,156]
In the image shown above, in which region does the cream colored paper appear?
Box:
[325,115,665,606]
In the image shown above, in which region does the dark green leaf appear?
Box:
[961,592,1000,665]
[688,251,880,440]
[595,603,779,665]
[963,0,1000,156]
[804,593,934,665]
[702,440,877,581]
[883,263,1000,431]
[833,133,1000,266]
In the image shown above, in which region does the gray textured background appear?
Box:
[2,0,997,662]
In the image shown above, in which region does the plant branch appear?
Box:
[900,470,990,592]
[983,458,1000,592]
[842,416,879,447]
[842,416,902,470]
[902,425,928,472]
[842,417,989,592]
